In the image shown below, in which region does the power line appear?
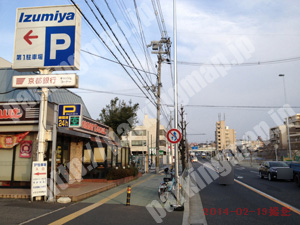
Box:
[74,88,146,98]
[151,0,164,37]
[156,0,168,37]
[172,56,300,67]
[102,0,155,85]
[114,0,144,51]
[69,0,156,106]
[184,104,300,109]
[133,0,156,74]
[89,0,156,103]
[81,49,157,76]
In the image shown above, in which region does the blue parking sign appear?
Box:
[44,26,75,67]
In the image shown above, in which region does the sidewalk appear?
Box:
[0,182,116,202]
[0,174,144,202]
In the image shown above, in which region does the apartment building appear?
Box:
[215,120,236,153]
[121,115,168,156]
[270,114,300,155]
[270,125,288,149]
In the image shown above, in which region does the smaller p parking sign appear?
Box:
[58,104,82,128]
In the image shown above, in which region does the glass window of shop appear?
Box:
[55,136,70,183]
[107,145,112,167]
[0,133,33,187]
[82,141,107,179]
[122,147,126,167]
[117,147,121,167]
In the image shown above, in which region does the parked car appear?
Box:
[288,162,300,187]
[259,161,293,181]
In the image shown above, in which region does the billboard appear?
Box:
[12,73,79,88]
[13,5,81,71]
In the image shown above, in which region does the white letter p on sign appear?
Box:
[50,33,71,59]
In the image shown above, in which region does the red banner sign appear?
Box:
[0,132,29,149]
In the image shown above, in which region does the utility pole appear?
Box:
[184,120,189,163]
[147,38,171,174]
[155,52,162,174]
[178,105,186,171]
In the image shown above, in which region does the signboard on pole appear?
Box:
[12,73,79,88]
[167,129,182,144]
[13,5,81,71]
[31,161,47,200]
[58,104,82,128]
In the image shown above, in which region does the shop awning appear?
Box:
[58,127,90,139]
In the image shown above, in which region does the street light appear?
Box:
[279,74,292,160]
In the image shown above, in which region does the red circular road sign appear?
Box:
[167,129,182,144]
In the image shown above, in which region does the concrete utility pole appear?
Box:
[37,68,51,162]
[148,38,171,174]
[178,105,186,171]
[155,53,162,174]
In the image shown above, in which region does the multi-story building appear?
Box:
[270,114,300,157]
[121,115,168,156]
[215,120,236,153]
[270,125,288,149]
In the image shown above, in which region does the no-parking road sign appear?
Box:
[167,129,182,144]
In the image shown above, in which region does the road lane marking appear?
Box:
[49,175,156,225]
[234,179,300,215]
[19,206,67,225]
[250,171,258,174]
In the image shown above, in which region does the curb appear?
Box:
[187,162,208,225]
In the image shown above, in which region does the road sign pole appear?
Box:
[173,0,183,209]
[37,69,51,162]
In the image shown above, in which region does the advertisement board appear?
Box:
[13,5,81,71]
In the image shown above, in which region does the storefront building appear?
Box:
[0,64,130,188]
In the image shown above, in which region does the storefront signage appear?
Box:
[0,132,29,149]
[31,161,47,199]
[58,104,82,128]
[74,116,108,137]
[0,103,39,124]
[12,73,79,88]
[19,140,32,158]
[13,5,81,71]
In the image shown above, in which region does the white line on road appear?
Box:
[19,205,68,225]
[235,167,245,170]
[234,179,300,215]
[250,171,258,174]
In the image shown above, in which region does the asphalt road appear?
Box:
[192,158,300,225]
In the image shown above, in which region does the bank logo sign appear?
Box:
[13,5,81,71]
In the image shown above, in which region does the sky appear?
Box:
[1,0,300,143]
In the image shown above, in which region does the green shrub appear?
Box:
[106,167,139,180]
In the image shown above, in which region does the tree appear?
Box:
[98,97,139,138]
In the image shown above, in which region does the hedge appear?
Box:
[106,167,139,180]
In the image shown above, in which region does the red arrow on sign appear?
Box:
[24,30,38,45]
[34,172,46,176]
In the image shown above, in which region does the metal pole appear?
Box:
[147,131,149,173]
[156,52,162,174]
[49,104,58,202]
[151,135,153,168]
[279,74,292,160]
[173,0,180,206]
[37,69,50,162]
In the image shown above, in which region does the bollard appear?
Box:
[126,185,131,206]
